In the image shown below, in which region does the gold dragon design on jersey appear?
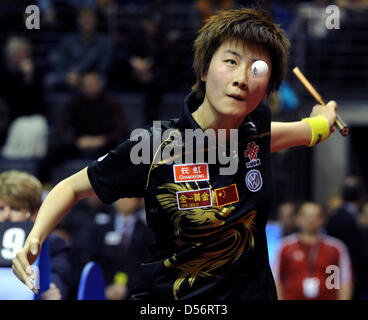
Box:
[156,182,256,300]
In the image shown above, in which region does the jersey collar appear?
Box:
[177,91,260,137]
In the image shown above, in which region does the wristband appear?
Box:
[302,116,330,147]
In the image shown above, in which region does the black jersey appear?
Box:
[87,92,277,300]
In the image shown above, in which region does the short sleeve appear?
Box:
[87,137,151,204]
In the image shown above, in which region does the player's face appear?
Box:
[202,40,271,121]
[0,199,30,222]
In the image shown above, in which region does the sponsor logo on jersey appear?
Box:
[244,141,260,168]
[176,188,212,210]
[173,163,209,182]
[245,169,263,192]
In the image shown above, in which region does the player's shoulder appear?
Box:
[244,101,271,136]
[129,119,180,141]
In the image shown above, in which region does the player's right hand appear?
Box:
[310,100,338,131]
[12,238,41,294]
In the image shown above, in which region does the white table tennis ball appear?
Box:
[251,60,268,76]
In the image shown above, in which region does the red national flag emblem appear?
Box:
[215,184,239,207]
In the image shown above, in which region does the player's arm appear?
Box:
[12,167,95,293]
[270,100,337,153]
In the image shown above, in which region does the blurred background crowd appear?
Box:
[0,0,368,300]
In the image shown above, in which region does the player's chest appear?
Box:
[148,138,272,211]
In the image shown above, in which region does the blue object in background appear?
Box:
[77,261,106,300]
[35,239,51,299]
[280,82,299,111]
[0,238,50,300]
[266,221,282,267]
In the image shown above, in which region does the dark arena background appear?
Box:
[0,0,368,308]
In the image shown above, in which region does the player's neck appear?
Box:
[192,104,244,141]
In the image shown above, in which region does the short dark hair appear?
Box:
[192,8,290,100]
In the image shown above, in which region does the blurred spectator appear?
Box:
[0,170,73,300]
[0,97,9,147]
[190,0,237,38]
[357,202,368,299]
[38,0,96,25]
[325,175,367,299]
[121,0,181,123]
[358,202,368,228]
[44,7,113,91]
[336,0,368,9]
[90,197,154,300]
[38,72,127,184]
[277,201,298,237]
[325,190,343,217]
[55,194,116,299]
[0,1,40,41]
[60,72,127,153]
[195,0,235,22]
[332,0,368,88]
[287,0,334,84]
[0,36,48,159]
[37,0,114,31]
[288,0,368,90]
[0,188,7,222]
[292,1,332,40]
[273,201,353,300]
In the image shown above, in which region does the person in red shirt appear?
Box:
[273,201,352,300]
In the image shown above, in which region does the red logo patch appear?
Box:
[244,142,259,161]
[173,163,209,183]
[215,184,239,207]
[176,188,212,210]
